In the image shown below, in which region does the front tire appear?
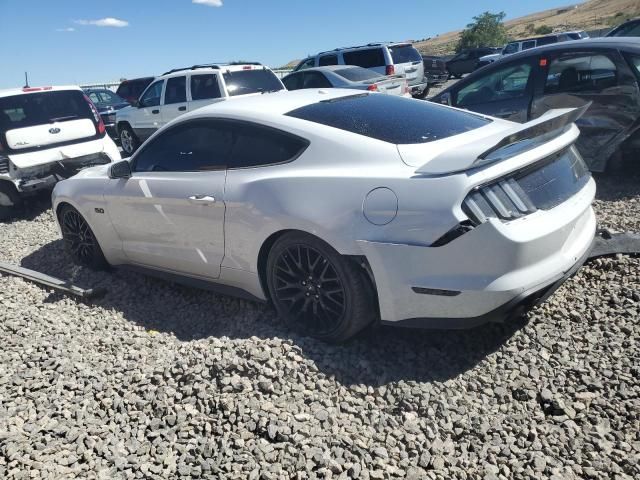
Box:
[119,124,140,155]
[266,232,377,342]
[0,181,22,222]
[59,205,109,270]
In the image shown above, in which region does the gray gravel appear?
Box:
[1,172,639,479]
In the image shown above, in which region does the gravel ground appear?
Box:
[1,171,639,480]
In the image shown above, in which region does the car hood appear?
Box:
[96,102,129,114]
[479,53,502,62]
[116,105,135,117]
[398,106,587,175]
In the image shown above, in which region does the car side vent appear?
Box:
[463,178,537,224]
[0,155,10,174]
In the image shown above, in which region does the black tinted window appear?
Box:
[0,90,93,132]
[116,83,129,97]
[283,73,303,90]
[609,20,640,37]
[334,67,379,82]
[537,36,557,46]
[140,80,163,107]
[223,69,284,96]
[343,49,386,68]
[389,45,422,64]
[133,121,232,172]
[286,94,490,144]
[191,74,221,100]
[319,55,338,66]
[230,123,309,168]
[129,79,153,99]
[165,76,186,104]
[544,54,618,94]
[302,72,332,89]
[457,62,532,106]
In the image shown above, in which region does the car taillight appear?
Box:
[83,94,106,135]
[386,65,395,76]
[367,84,378,91]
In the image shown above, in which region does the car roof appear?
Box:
[291,65,370,73]
[160,63,268,78]
[493,37,640,63]
[316,42,411,56]
[181,89,360,120]
[0,85,81,99]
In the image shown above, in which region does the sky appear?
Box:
[0,0,583,88]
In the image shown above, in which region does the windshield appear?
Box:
[0,90,93,132]
[222,69,284,96]
[334,67,380,82]
[389,45,422,64]
[286,93,490,144]
[85,90,127,107]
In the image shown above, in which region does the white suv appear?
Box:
[116,63,285,154]
[293,43,429,98]
[0,86,120,220]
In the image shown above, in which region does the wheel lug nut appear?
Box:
[315,295,319,299]
[306,293,310,296]
[302,281,306,285]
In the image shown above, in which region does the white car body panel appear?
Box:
[53,89,596,327]
[5,119,96,150]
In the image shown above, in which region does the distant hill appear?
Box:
[414,0,640,55]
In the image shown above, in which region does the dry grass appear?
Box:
[414,0,640,55]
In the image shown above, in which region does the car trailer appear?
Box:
[0,229,638,301]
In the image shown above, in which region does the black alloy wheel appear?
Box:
[60,205,108,270]
[267,232,376,342]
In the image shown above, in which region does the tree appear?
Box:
[457,11,508,52]
[534,25,553,35]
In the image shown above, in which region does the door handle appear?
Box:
[188,194,216,204]
[178,106,187,111]
[152,109,159,114]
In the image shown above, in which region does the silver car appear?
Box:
[282,66,409,96]
[52,90,595,342]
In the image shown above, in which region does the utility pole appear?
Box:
[24,72,29,88]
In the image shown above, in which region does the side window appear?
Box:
[282,73,303,90]
[88,92,100,104]
[503,43,519,55]
[544,54,618,95]
[230,123,308,168]
[343,48,386,68]
[522,40,536,50]
[302,72,332,89]
[164,76,187,104]
[319,54,338,66]
[190,74,222,100]
[456,62,532,107]
[296,58,316,71]
[537,36,558,46]
[117,83,129,97]
[139,80,164,107]
[133,121,233,172]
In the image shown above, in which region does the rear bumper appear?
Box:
[358,178,596,326]
[425,72,449,85]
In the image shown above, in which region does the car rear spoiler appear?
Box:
[413,103,590,175]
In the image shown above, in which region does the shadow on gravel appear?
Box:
[21,239,527,386]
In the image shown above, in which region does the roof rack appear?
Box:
[161,62,263,76]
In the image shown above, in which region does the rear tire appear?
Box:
[119,124,140,156]
[266,232,377,343]
[413,86,430,99]
[0,181,22,222]
[59,205,109,270]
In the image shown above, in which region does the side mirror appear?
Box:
[109,160,132,179]
[132,99,141,108]
[440,92,452,106]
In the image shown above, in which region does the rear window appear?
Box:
[0,90,93,132]
[222,69,284,96]
[286,94,491,144]
[389,45,422,64]
[343,49,386,69]
[334,67,379,82]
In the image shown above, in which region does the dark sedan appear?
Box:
[83,89,130,141]
[431,38,640,172]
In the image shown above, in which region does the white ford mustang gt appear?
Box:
[52,89,596,342]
